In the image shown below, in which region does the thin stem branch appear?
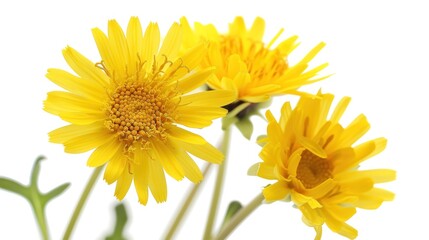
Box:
[63,167,103,240]
[214,193,264,240]
[164,163,213,239]
[203,127,232,240]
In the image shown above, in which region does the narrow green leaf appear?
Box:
[0,177,30,198]
[42,183,71,204]
[30,156,46,188]
[105,203,129,240]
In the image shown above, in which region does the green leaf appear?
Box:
[42,183,70,204]
[0,156,70,240]
[105,203,129,240]
[219,201,243,232]
[0,177,30,198]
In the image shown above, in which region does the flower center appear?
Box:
[296,150,332,189]
[106,82,174,147]
[220,36,288,82]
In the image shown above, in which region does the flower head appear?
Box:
[181,16,328,104]
[44,17,234,205]
[250,92,395,239]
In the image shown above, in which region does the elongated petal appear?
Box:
[114,169,133,200]
[87,139,123,167]
[263,181,290,201]
[104,152,127,184]
[167,125,206,145]
[147,158,167,203]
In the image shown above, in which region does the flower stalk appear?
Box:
[203,126,232,240]
[214,193,264,240]
[63,167,103,240]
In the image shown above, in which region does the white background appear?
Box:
[0,0,426,239]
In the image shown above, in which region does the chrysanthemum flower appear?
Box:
[181,16,328,104]
[44,17,235,205]
[250,92,395,239]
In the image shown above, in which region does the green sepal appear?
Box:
[235,117,254,140]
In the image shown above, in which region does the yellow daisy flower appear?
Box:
[181,16,329,103]
[250,92,395,239]
[44,17,235,205]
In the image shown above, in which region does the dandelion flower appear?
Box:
[181,16,328,104]
[44,17,235,205]
[250,92,395,239]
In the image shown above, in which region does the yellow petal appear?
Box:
[87,139,123,167]
[179,90,236,107]
[108,19,129,75]
[44,91,103,115]
[173,67,215,94]
[177,106,227,128]
[49,122,105,143]
[229,16,246,37]
[64,130,114,153]
[337,169,396,184]
[287,148,305,177]
[92,27,115,72]
[207,43,224,75]
[126,17,143,73]
[59,111,105,125]
[114,169,133,200]
[330,97,351,125]
[158,22,182,61]
[257,163,276,180]
[134,158,149,205]
[175,150,203,183]
[262,181,290,201]
[151,141,184,181]
[354,138,387,164]
[141,22,160,67]
[104,152,127,184]
[297,42,326,65]
[165,43,206,80]
[292,191,322,209]
[339,177,373,194]
[61,47,109,87]
[46,69,106,103]
[339,114,370,147]
[147,158,167,203]
[296,134,327,158]
[167,125,206,145]
[179,141,223,164]
[299,204,324,226]
[305,179,336,199]
[323,208,358,239]
[354,188,395,209]
[248,17,265,41]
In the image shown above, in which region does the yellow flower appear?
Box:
[250,92,395,239]
[44,17,235,205]
[181,16,328,103]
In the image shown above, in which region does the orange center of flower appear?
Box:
[296,150,332,189]
[106,82,175,147]
[220,36,288,82]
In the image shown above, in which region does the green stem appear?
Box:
[164,163,213,240]
[31,190,49,240]
[63,167,103,240]
[213,193,264,240]
[202,127,232,240]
